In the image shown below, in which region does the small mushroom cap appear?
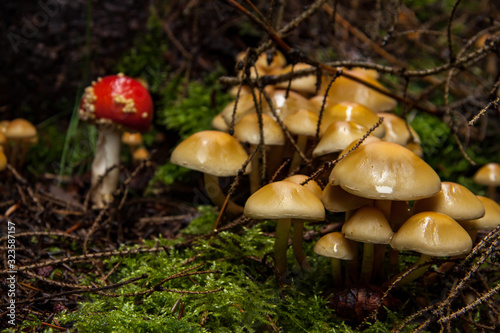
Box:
[342,206,394,244]
[254,50,287,72]
[413,182,485,221]
[122,132,143,147]
[79,74,154,132]
[473,163,500,186]
[221,93,260,125]
[171,130,250,177]
[283,109,319,137]
[308,95,329,112]
[390,212,472,257]
[5,118,37,140]
[321,184,373,213]
[330,141,441,201]
[313,232,357,260]
[313,121,368,157]
[284,174,322,198]
[211,113,229,132]
[262,90,314,121]
[274,63,318,95]
[234,113,285,145]
[320,68,397,112]
[244,181,325,221]
[460,196,500,231]
[379,113,412,146]
[0,120,10,134]
[132,147,150,161]
[321,102,385,138]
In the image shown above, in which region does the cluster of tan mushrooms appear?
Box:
[170,51,500,287]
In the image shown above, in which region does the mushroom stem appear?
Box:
[288,135,308,173]
[487,186,497,201]
[90,126,121,208]
[331,258,342,285]
[274,218,292,277]
[9,140,20,168]
[203,173,244,215]
[390,254,432,288]
[291,220,311,270]
[249,144,263,194]
[360,243,375,283]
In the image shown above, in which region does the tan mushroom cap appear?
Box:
[122,132,143,147]
[244,181,325,220]
[171,130,250,177]
[313,232,357,260]
[221,93,261,125]
[330,141,441,200]
[308,95,329,112]
[211,113,230,132]
[321,102,385,138]
[132,147,150,162]
[320,68,397,112]
[338,136,381,156]
[234,113,285,145]
[5,118,37,140]
[0,121,10,134]
[313,121,368,157]
[412,182,485,221]
[342,206,394,244]
[473,163,500,186]
[253,50,287,72]
[321,184,373,213]
[379,113,412,146]
[390,212,472,257]
[460,196,500,231]
[283,109,319,137]
[284,174,322,198]
[262,89,315,121]
[274,63,318,95]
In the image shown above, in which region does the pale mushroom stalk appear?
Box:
[331,258,343,285]
[203,173,244,215]
[360,243,375,283]
[90,125,121,207]
[274,218,292,276]
[388,254,432,287]
[291,220,311,270]
[288,135,308,173]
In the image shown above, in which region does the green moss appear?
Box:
[58,215,420,332]
[156,70,232,140]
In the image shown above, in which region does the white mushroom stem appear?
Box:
[291,220,311,270]
[90,126,121,208]
[274,218,292,276]
[203,173,244,215]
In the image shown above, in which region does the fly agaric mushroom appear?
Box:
[79,73,153,208]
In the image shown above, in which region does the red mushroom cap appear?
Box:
[79,74,153,132]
